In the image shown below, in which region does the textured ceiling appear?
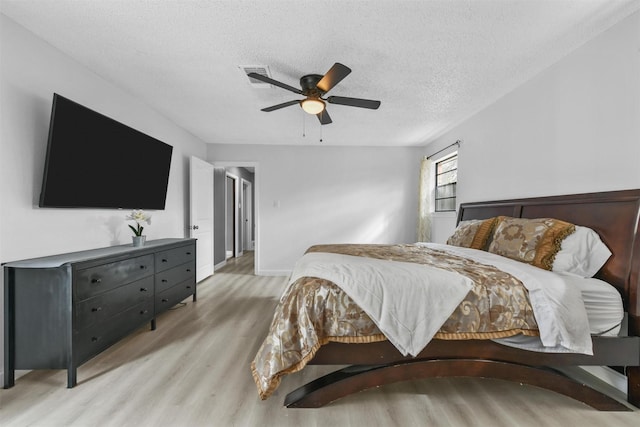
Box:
[1,0,638,147]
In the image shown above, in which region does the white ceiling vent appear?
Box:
[241,66,272,88]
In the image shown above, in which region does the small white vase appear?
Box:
[132,235,146,247]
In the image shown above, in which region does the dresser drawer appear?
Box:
[75,255,154,301]
[155,245,195,273]
[74,276,154,332]
[155,279,195,312]
[75,300,154,365]
[156,261,196,293]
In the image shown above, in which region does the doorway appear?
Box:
[214,162,258,274]
[225,173,238,260]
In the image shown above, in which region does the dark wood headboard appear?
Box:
[458,189,640,335]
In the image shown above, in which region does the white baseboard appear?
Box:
[255,269,290,277]
[214,260,227,271]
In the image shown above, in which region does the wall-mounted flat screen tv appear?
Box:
[39,94,173,209]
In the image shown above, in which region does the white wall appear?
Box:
[207,144,421,275]
[0,15,207,383]
[427,10,640,241]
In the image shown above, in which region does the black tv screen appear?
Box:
[39,94,173,209]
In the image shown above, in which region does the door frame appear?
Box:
[225,172,240,259]
[241,179,253,251]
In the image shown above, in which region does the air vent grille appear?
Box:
[241,66,272,87]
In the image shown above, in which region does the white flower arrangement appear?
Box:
[126,209,152,236]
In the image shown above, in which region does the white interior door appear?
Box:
[190,156,214,282]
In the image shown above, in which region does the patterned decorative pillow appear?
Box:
[487,216,576,270]
[447,217,499,250]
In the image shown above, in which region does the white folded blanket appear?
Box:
[288,251,473,356]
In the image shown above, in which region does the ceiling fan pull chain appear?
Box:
[302,111,306,138]
[319,121,323,143]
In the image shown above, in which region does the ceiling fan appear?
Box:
[248,63,381,125]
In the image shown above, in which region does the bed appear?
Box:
[252,189,640,410]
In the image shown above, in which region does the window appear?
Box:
[434,154,457,211]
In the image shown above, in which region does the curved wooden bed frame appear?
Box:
[284,189,640,410]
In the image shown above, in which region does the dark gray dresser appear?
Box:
[3,238,196,388]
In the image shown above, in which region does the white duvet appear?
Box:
[288,243,594,357]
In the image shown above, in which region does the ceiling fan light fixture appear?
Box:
[301,97,325,115]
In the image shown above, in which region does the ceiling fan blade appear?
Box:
[316,109,332,125]
[327,96,381,109]
[316,63,351,93]
[247,73,303,95]
[261,100,301,112]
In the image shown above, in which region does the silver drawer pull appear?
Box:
[140,309,148,315]
[91,307,102,312]
[161,298,169,303]
[140,287,148,292]
[186,269,191,272]
[186,252,192,255]
[161,279,168,283]
[139,265,147,269]
[91,336,100,342]
[186,285,192,289]
[161,259,168,263]
[91,278,102,284]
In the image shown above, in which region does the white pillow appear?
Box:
[552,226,612,278]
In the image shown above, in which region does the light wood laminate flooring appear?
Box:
[1,251,639,426]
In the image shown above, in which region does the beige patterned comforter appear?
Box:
[251,244,539,399]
